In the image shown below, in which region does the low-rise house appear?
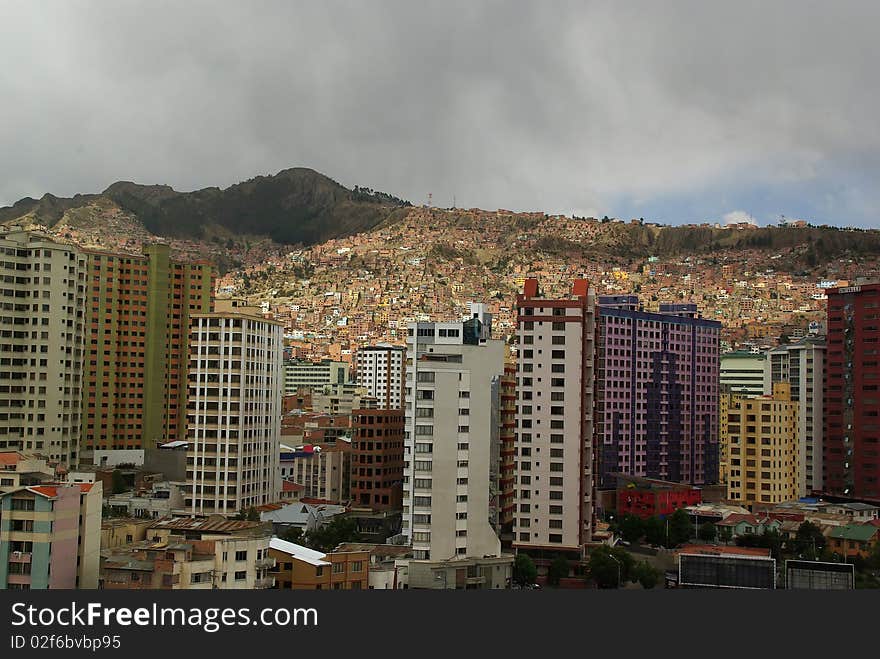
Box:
[101,538,217,590]
[0,452,56,492]
[335,542,413,589]
[269,537,369,590]
[827,524,880,560]
[100,518,155,550]
[824,503,879,523]
[144,516,275,589]
[106,481,186,519]
[260,501,346,537]
[715,514,782,539]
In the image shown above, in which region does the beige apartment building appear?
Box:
[513,279,596,555]
[354,344,405,409]
[723,382,799,509]
[403,307,505,561]
[185,312,283,516]
[0,229,86,468]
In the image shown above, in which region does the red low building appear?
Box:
[615,475,702,519]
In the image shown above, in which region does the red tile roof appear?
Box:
[0,452,23,466]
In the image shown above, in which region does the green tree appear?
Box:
[587,545,635,589]
[718,526,733,543]
[280,526,304,544]
[667,508,693,547]
[246,507,260,522]
[698,522,717,543]
[794,521,826,559]
[643,516,666,547]
[547,555,570,587]
[303,516,361,553]
[620,514,644,543]
[111,469,127,495]
[634,561,661,589]
[513,553,538,588]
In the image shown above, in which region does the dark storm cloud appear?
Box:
[2,1,880,225]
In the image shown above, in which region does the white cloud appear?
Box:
[722,211,757,226]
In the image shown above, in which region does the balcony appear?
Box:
[7,551,32,563]
[255,557,276,570]
[254,577,275,589]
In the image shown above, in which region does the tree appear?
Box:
[280,526,304,544]
[718,526,733,543]
[513,554,537,588]
[634,561,661,589]
[698,522,717,543]
[587,546,635,589]
[111,469,127,495]
[620,514,644,543]
[246,507,260,522]
[547,555,570,587]
[643,516,666,547]
[794,521,826,559]
[667,508,693,547]
[302,516,361,553]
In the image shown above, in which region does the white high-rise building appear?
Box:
[185,312,283,516]
[0,228,86,468]
[355,344,405,409]
[765,337,825,497]
[513,279,596,554]
[403,311,504,561]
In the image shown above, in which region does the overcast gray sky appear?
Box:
[2,1,879,226]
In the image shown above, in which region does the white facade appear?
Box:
[513,280,596,552]
[186,313,283,515]
[0,229,86,468]
[283,360,349,394]
[765,338,825,497]
[403,317,504,561]
[355,344,405,409]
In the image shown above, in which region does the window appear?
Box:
[234,571,246,581]
[235,550,247,561]
[333,563,345,574]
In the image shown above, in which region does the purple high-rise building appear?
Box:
[596,295,721,489]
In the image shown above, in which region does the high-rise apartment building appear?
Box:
[0,229,86,468]
[765,337,825,497]
[81,244,214,457]
[595,295,721,489]
[352,408,405,510]
[825,283,880,500]
[403,309,504,560]
[513,279,596,555]
[185,312,283,515]
[723,382,798,508]
[354,344,405,409]
[499,361,517,545]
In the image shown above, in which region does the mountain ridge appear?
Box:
[0,167,411,246]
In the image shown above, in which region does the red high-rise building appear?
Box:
[352,409,404,510]
[824,283,880,501]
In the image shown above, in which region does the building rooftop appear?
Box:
[269,537,331,567]
[828,524,879,542]
[149,515,269,536]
